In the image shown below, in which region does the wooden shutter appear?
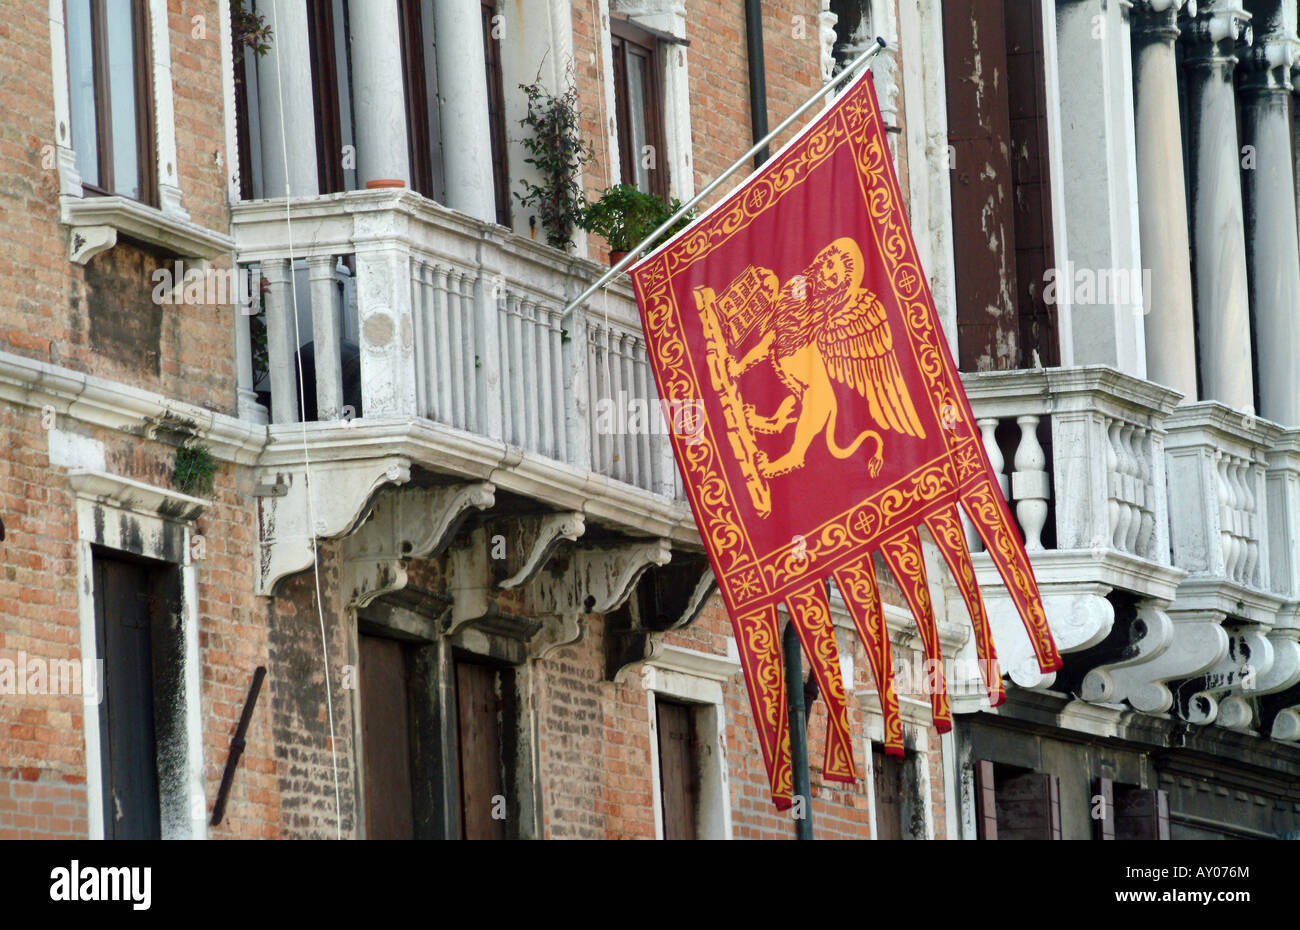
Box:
[996,771,1061,840]
[456,661,506,840]
[94,556,162,840]
[306,0,345,194]
[1116,788,1171,840]
[656,699,698,840]
[1094,777,1116,840]
[400,0,435,199]
[1003,0,1058,367]
[872,744,905,840]
[481,0,512,226]
[360,634,415,839]
[943,0,1057,371]
[974,759,998,840]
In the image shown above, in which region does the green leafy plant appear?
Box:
[232,0,273,58]
[173,442,219,497]
[515,79,594,250]
[579,184,696,255]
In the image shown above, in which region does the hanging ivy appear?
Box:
[515,79,594,251]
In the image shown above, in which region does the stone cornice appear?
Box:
[0,350,266,465]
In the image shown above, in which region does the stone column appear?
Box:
[1054,0,1147,377]
[256,0,319,198]
[433,0,497,222]
[1132,1,1199,401]
[1180,2,1255,411]
[1240,2,1300,425]
[349,0,411,187]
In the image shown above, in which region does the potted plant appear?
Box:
[579,185,696,265]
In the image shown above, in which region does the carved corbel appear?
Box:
[525,539,673,660]
[1085,607,1228,714]
[1081,603,1176,704]
[341,482,496,609]
[69,225,117,264]
[606,552,716,680]
[257,457,411,595]
[492,512,587,589]
[1180,626,1274,728]
[982,587,1115,689]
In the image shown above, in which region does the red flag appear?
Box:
[629,74,1061,808]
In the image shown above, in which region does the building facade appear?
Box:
[0,0,1298,841]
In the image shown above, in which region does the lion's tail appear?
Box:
[825,403,882,461]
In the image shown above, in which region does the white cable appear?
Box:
[267,0,343,840]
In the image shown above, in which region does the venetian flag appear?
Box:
[628,73,1062,809]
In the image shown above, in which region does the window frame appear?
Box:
[610,18,668,201]
[68,0,158,206]
[481,0,512,226]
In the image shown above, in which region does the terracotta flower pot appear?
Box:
[365,179,406,189]
[609,250,629,266]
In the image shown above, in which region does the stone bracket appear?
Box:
[69,225,117,264]
[257,456,412,596]
[1081,603,1176,704]
[1182,627,1274,728]
[527,539,673,660]
[492,512,586,589]
[979,582,1115,689]
[342,481,496,609]
[1091,609,1229,715]
[605,552,716,681]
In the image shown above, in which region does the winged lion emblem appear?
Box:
[694,236,926,517]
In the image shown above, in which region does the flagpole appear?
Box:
[560,36,888,318]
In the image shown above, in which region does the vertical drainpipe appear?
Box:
[746,0,813,839]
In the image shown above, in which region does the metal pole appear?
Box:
[783,621,814,839]
[560,36,888,318]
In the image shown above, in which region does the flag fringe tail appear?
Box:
[960,478,1063,673]
[786,581,857,783]
[730,603,794,808]
[832,554,904,756]
[925,506,1006,707]
[879,527,953,733]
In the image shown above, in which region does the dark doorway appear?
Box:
[360,633,417,839]
[656,698,699,840]
[93,551,181,840]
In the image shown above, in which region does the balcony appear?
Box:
[961,367,1300,741]
[230,190,697,604]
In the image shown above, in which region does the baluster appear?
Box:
[462,271,480,431]
[1134,427,1156,558]
[447,270,466,429]
[1239,461,1260,586]
[526,301,543,451]
[1012,415,1049,551]
[550,313,566,461]
[635,343,654,493]
[1107,420,1126,549]
[432,266,452,424]
[307,255,343,422]
[1121,423,1142,553]
[620,333,639,487]
[610,330,627,482]
[536,305,555,458]
[503,294,520,444]
[262,258,299,424]
[588,324,605,472]
[1218,453,1239,580]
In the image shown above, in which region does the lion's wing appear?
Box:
[816,289,926,439]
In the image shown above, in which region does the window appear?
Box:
[481,0,511,226]
[872,743,905,840]
[400,0,442,201]
[306,0,354,195]
[1094,778,1170,840]
[611,20,667,199]
[974,760,1062,840]
[66,0,156,204]
[942,0,1057,371]
[93,551,183,840]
